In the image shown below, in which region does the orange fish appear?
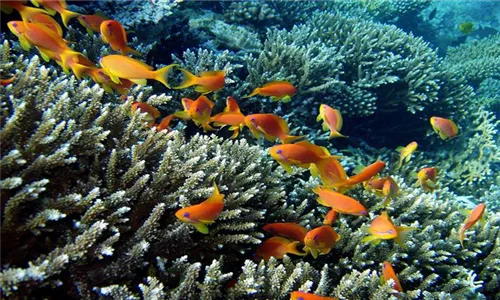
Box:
[175,182,224,234]
[316,104,348,139]
[30,0,80,27]
[255,237,306,261]
[100,20,140,56]
[86,68,133,95]
[245,113,303,144]
[131,102,161,127]
[323,208,338,226]
[303,225,341,258]
[361,211,415,247]
[244,81,296,103]
[1,1,48,24]
[173,68,225,94]
[313,156,348,187]
[365,176,399,207]
[155,114,176,132]
[459,203,486,248]
[395,141,417,170]
[78,13,107,36]
[174,95,215,132]
[430,116,459,140]
[263,222,308,243]
[328,161,386,192]
[99,55,176,88]
[313,186,368,216]
[290,291,338,300]
[210,96,246,138]
[0,75,16,87]
[416,167,438,192]
[268,140,330,174]
[381,261,403,293]
[31,13,63,37]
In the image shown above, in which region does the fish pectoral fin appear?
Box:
[270,96,279,102]
[281,95,292,103]
[109,74,121,84]
[192,222,209,234]
[279,162,294,174]
[322,122,330,132]
[316,114,322,122]
[361,235,379,244]
[20,38,31,51]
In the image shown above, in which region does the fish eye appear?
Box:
[276,149,282,154]
[12,23,17,27]
[107,23,112,27]
[183,212,190,217]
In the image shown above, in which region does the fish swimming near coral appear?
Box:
[99,54,176,87]
[1,1,48,25]
[244,81,297,103]
[155,114,176,132]
[459,203,486,248]
[361,211,415,248]
[255,236,306,261]
[0,75,16,87]
[130,102,161,127]
[430,116,458,140]
[290,291,338,300]
[100,20,141,56]
[173,68,225,94]
[316,104,348,139]
[78,13,108,36]
[416,167,438,192]
[175,182,225,234]
[303,225,341,258]
[459,21,475,35]
[381,261,403,293]
[365,176,399,207]
[323,208,338,226]
[395,141,417,170]
[245,113,303,144]
[210,96,246,138]
[268,140,331,174]
[30,0,80,28]
[31,13,63,37]
[327,161,386,192]
[313,186,368,216]
[174,95,215,132]
[263,222,308,243]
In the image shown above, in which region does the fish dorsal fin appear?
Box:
[199,70,224,77]
[225,96,241,113]
[380,211,390,220]
[181,98,194,111]
[196,95,214,108]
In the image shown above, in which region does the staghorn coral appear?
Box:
[223,1,282,27]
[0,40,289,298]
[443,34,500,87]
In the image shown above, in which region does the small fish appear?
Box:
[361,211,415,248]
[416,167,438,192]
[175,182,225,234]
[323,208,338,226]
[303,225,341,258]
[86,68,133,95]
[395,141,417,170]
[263,222,308,243]
[245,113,303,144]
[0,75,16,86]
[459,203,486,248]
[99,55,176,88]
[210,96,246,138]
[430,116,458,140]
[173,68,225,94]
[31,13,63,37]
[365,176,399,207]
[174,95,215,132]
[328,161,386,192]
[31,0,80,28]
[244,81,297,103]
[313,186,368,216]
[428,7,437,20]
[316,104,348,139]
[290,291,338,300]
[268,140,331,174]
[313,156,348,187]
[381,261,403,293]
[255,236,306,261]
[155,114,176,132]
[78,14,107,36]
[1,1,48,25]
[131,102,161,127]
[459,22,474,35]
[100,20,140,56]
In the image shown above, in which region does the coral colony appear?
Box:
[1,0,499,299]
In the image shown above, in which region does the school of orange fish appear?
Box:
[1,1,487,298]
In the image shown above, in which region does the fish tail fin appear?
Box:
[60,9,80,28]
[281,134,304,144]
[202,122,216,132]
[395,226,416,248]
[287,241,306,257]
[71,64,94,81]
[243,88,260,99]
[230,127,240,139]
[59,50,82,74]
[329,131,348,139]
[173,68,198,90]
[124,46,141,57]
[154,64,178,88]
